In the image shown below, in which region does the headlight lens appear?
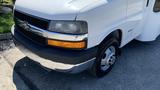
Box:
[49,21,88,34]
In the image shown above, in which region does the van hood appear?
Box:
[15,0,106,20]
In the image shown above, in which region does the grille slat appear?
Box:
[16,25,47,46]
[14,10,50,30]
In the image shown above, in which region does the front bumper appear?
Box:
[11,25,98,73]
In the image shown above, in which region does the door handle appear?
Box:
[146,0,149,7]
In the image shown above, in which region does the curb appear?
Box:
[0,54,29,90]
[0,33,12,41]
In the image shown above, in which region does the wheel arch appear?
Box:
[99,29,123,47]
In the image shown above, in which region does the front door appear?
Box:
[126,0,145,38]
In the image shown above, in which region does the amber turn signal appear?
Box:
[47,39,86,49]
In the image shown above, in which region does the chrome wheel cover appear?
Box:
[100,46,116,71]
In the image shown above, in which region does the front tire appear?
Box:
[91,38,119,78]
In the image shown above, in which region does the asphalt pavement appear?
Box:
[1,36,160,90]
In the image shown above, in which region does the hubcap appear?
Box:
[100,46,116,71]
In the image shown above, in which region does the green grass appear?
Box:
[0,13,14,33]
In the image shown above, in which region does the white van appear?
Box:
[11,0,160,77]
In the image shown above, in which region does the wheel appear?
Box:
[90,38,119,78]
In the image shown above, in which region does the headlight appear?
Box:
[49,21,88,34]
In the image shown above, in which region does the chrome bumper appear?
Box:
[16,43,95,73]
[11,25,97,73]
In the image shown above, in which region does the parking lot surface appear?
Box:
[1,36,160,90]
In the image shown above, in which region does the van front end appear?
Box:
[11,1,98,73]
[12,0,122,77]
[11,14,98,73]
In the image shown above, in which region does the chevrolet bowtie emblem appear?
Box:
[17,19,30,31]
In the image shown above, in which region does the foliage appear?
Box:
[0,0,13,5]
[0,13,14,33]
[0,0,13,33]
